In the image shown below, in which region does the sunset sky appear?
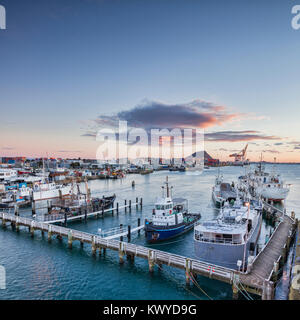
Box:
[1,0,300,162]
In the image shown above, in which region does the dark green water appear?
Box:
[0,164,299,300]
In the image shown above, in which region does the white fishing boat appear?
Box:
[212,170,237,208]
[32,182,74,201]
[241,158,290,202]
[194,198,262,270]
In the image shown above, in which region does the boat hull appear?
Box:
[145,215,201,243]
[257,187,289,202]
[212,191,224,208]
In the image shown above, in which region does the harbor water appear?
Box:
[0,164,299,300]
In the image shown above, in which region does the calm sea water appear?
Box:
[0,164,299,300]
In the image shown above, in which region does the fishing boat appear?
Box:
[242,158,290,202]
[45,194,116,221]
[144,177,201,243]
[212,171,237,208]
[194,199,262,270]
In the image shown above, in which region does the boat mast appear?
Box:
[166,176,169,197]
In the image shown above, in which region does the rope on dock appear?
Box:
[189,271,214,300]
[155,262,203,300]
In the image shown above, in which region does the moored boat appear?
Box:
[145,177,201,243]
[212,171,237,208]
[194,199,262,270]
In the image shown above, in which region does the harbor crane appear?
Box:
[229,144,248,163]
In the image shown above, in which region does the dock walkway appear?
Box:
[0,208,297,300]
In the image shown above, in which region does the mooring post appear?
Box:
[140,197,143,209]
[116,202,119,215]
[64,212,67,226]
[148,250,155,273]
[48,225,52,243]
[262,280,274,300]
[127,225,131,242]
[14,205,19,217]
[68,230,73,249]
[1,214,6,228]
[15,217,20,232]
[30,221,35,238]
[232,274,239,300]
[92,236,97,256]
[32,201,36,216]
[282,244,287,263]
[119,242,125,264]
[129,200,132,212]
[85,207,87,221]
[291,211,295,220]
[125,199,127,212]
[136,197,138,210]
[120,224,123,241]
[185,259,191,286]
[138,218,141,235]
[273,261,279,282]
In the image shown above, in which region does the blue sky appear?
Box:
[1,0,300,161]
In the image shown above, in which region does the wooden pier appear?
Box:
[0,205,297,300]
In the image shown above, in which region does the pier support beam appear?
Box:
[185,259,191,286]
[148,250,155,273]
[30,222,35,238]
[232,284,239,300]
[262,281,274,300]
[68,231,73,249]
[92,236,97,256]
[119,242,125,264]
[48,226,52,243]
[232,274,239,300]
[272,261,279,282]
[140,198,143,209]
[2,218,6,228]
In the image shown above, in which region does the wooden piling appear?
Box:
[48,226,52,243]
[138,218,141,235]
[32,201,36,215]
[120,224,123,241]
[119,242,125,264]
[129,200,132,212]
[136,197,138,209]
[68,231,73,249]
[148,250,155,273]
[185,259,191,286]
[232,284,239,300]
[30,222,35,238]
[127,225,131,242]
[92,236,97,256]
[140,198,143,209]
[116,202,119,214]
